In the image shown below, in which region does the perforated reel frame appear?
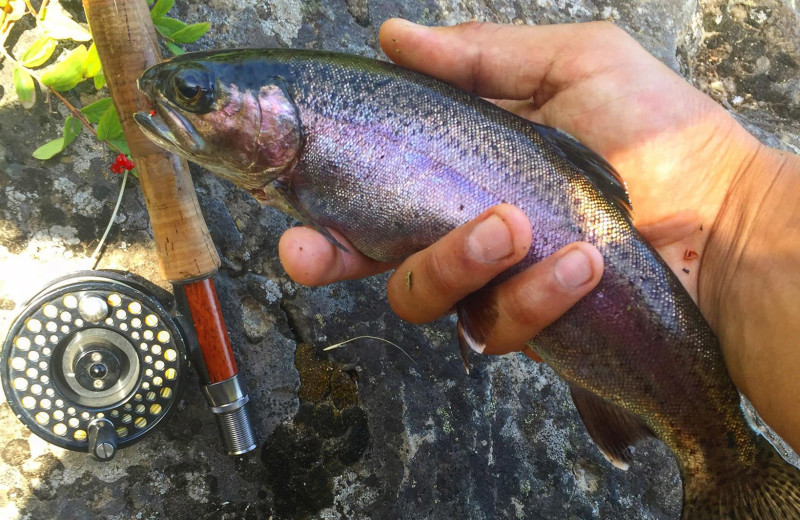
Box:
[1,271,188,453]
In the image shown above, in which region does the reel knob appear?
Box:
[88,418,118,461]
[1,271,188,460]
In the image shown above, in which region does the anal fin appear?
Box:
[455,290,500,374]
[456,324,472,375]
[569,384,655,471]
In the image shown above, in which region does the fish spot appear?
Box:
[727,431,738,450]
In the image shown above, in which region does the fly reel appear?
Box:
[1,271,188,461]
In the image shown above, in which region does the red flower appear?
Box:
[109,153,135,174]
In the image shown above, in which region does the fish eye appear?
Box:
[170,66,215,113]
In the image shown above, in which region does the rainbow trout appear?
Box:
[134,49,800,518]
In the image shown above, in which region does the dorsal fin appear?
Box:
[536,125,633,221]
[569,384,654,470]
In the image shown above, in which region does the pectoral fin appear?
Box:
[269,181,351,253]
[569,384,655,470]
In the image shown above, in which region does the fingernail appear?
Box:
[554,248,593,289]
[467,215,514,263]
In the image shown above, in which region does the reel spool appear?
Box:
[1,271,188,461]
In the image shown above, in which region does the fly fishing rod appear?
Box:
[83,0,256,457]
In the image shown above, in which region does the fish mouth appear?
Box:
[134,87,205,155]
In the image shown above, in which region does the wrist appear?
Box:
[699,143,800,449]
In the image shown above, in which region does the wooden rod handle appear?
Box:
[180,278,238,383]
[83,0,220,282]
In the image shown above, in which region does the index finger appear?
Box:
[378,19,641,103]
[278,226,395,286]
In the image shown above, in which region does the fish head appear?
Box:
[134,52,302,192]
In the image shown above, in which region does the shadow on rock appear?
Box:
[261,344,369,519]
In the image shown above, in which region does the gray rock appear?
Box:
[0,1,798,519]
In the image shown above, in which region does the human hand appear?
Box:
[280,19,744,349]
[279,20,800,449]
[280,204,604,361]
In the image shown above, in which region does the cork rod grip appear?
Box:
[83,0,220,282]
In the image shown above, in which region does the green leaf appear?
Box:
[154,17,186,38]
[168,22,210,44]
[147,0,156,5]
[165,42,185,56]
[82,43,102,79]
[13,67,36,109]
[41,2,92,41]
[81,97,114,124]
[63,116,83,147]
[94,73,106,90]
[40,45,89,91]
[32,138,66,160]
[108,139,131,156]
[150,0,174,20]
[20,36,57,68]
[31,115,84,161]
[97,104,123,141]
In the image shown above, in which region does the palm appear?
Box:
[381,20,760,302]
[508,45,734,230]
[279,20,799,447]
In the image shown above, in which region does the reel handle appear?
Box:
[88,418,118,461]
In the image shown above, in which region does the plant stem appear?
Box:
[89,167,129,270]
[22,0,37,18]
[38,0,49,20]
[0,32,127,156]
[49,88,98,135]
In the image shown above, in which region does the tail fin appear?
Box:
[682,437,800,519]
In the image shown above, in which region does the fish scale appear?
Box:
[134,48,800,519]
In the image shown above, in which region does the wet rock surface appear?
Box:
[1,1,798,519]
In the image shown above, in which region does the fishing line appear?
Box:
[89,168,129,270]
[324,335,417,364]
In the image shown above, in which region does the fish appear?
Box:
[134,48,800,519]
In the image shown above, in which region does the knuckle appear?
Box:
[590,20,625,38]
[387,284,428,324]
[457,20,496,36]
[424,250,464,297]
[385,267,432,324]
[386,275,414,319]
[502,285,547,331]
[387,292,413,322]
[588,21,635,48]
